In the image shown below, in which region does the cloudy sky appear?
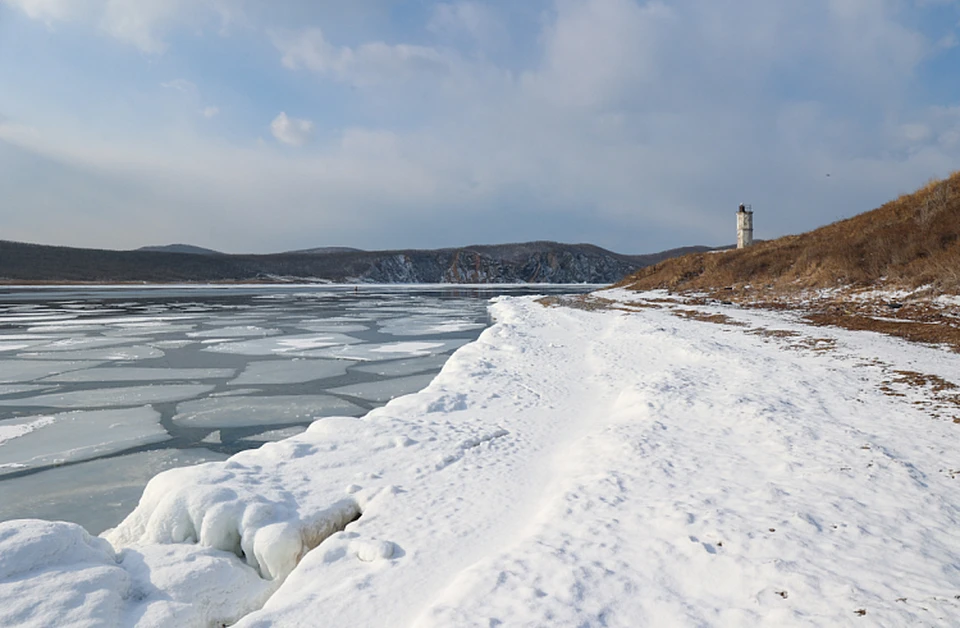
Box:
[1,0,959,254]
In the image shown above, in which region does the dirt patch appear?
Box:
[671,309,748,326]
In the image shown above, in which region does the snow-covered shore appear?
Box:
[3,289,960,626]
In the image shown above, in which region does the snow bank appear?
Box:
[4,291,960,626]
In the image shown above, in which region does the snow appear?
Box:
[0,384,215,409]
[229,359,351,385]
[172,395,365,427]
[3,290,960,626]
[0,407,168,474]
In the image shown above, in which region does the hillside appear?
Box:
[136,244,223,255]
[0,240,713,285]
[619,171,960,295]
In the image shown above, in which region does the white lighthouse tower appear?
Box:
[737,203,754,249]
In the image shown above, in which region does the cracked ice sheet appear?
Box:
[314,339,469,361]
[377,316,487,337]
[41,367,236,383]
[11,293,960,627]
[22,345,165,361]
[229,359,352,385]
[0,360,104,383]
[187,326,280,338]
[349,354,450,377]
[327,373,438,403]
[172,395,365,427]
[0,384,214,409]
[0,407,169,474]
[203,333,361,356]
[0,448,229,534]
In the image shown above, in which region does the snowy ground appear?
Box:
[2,289,960,626]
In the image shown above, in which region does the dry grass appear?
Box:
[618,171,960,295]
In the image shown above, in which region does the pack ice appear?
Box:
[2,291,960,627]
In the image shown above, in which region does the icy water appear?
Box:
[0,284,591,534]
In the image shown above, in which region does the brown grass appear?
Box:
[618,171,960,295]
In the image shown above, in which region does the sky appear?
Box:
[1,0,959,255]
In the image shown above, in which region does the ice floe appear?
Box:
[203,333,361,356]
[0,448,229,534]
[230,359,351,385]
[327,373,437,403]
[0,407,168,474]
[316,339,469,361]
[0,384,214,409]
[172,395,365,427]
[377,316,486,337]
[41,367,236,383]
[0,360,103,383]
[23,345,165,361]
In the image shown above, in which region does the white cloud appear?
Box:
[427,2,504,47]
[273,27,457,86]
[161,79,198,94]
[270,112,313,146]
[201,106,220,118]
[4,0,241,53]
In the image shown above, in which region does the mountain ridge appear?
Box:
[0,240,716,285]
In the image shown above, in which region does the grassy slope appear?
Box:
[618,171,960,295]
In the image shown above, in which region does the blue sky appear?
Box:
[1,0,959,254]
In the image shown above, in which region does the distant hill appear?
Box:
[136,244,222,255]
[619,171,960,295]
[0,240,715,285]
[283,246,365,255]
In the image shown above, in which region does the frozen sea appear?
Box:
[0,284,590,534]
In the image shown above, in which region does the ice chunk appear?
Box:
[0,384,55,397]
[328,373,437,403]
[0,448,229,534]
[295,322,370,333]
[187,326,280,338]
[230,359,351,385]
[316,339,468,361]
[24,345,165,361]
[0,407,169,474]
[172,395,364,427]
[0,340,46,352]
[20,336,149,352]
[378,315,487,337]
[151,340,194,349]
[350,354,450,377]
[239,426,309,443]
[42,367,236,383]
[204,333,361,356]
[0,360,103,383]
[0,384,214,409]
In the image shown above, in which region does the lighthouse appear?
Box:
[737,203,754,249]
